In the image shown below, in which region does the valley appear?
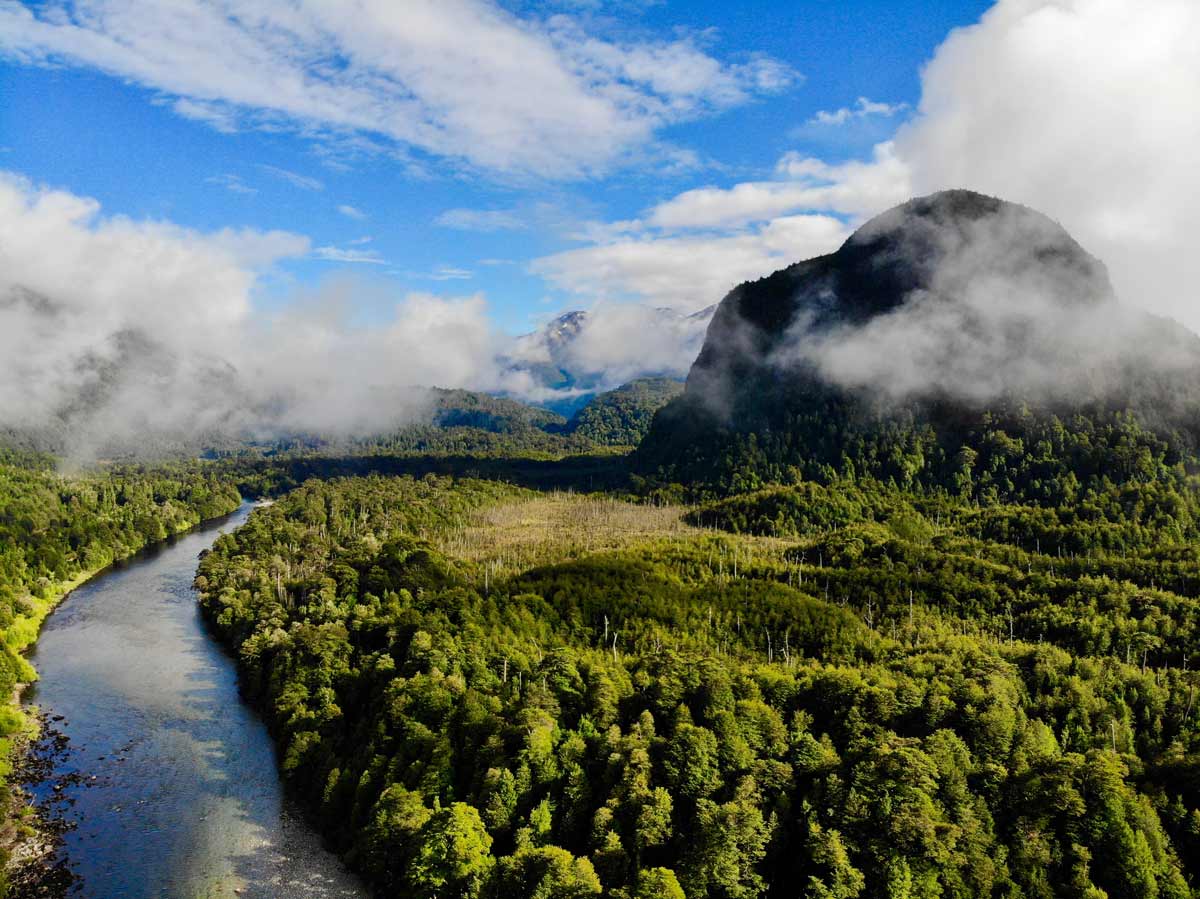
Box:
[3,191,1200,898]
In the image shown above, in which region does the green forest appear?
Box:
[189,438,1200,899]
[8,374,1200,897]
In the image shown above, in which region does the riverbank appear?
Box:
[0,498,244,897]
[0,499,360,899]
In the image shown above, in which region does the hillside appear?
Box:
[637,190,1200,497]
[353,380,681,457]
[566,378,684,446]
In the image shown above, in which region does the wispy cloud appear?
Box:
[429,266,473,281]
[639,142,910,232]
[338,204,366,220]
[808,97,907,127]
[312,245,386,264]
[532,213,849,310]
[435,208,527,232]
[257,164,324,192]
[205,173,257,195]
[0,0,794,179]
[172,97,238,133]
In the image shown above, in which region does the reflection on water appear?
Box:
[23,503,366,899]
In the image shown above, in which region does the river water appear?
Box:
[21,503,367,899]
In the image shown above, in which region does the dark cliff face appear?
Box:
[637,190,1200,488]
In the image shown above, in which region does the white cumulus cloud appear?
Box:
[536,0,1200,337]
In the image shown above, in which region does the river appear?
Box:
[20,502,367,899]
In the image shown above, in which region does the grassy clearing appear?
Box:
[436,489,822,593]
[437,491,699,579]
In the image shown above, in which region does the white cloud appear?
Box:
[0,172,520,449]
[338,204,366,220]
[0,0,793,179]
[532,213,850,310]
[503,304,714,396]
[249,289,500,435]
[889,0,1200,330]
[558,304,712,386]
[529,144,903,311]
[429,266,474,281]
[312,245,386,264]
[172,97,239,133]
[808,96,907,126]
[257,164,324,191]
[645,142,910,231]
[205,173,257,195]
[0,171,306,451]
[435,208,527,232]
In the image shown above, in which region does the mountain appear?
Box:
[637,190,1200,496]
[319,378,683,457]
[429,388,568,433]
[502,305,714,414]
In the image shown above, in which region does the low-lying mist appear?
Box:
[762,195,1200,419]
[0,173,710,461]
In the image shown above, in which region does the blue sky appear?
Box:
[0,0,994,334]
[1,0,1195,442]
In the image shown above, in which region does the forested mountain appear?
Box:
[568,379,685,447]
[353,380,683,456]
[432,389,569,434]
[637,191,1200,498]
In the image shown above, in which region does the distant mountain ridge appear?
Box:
[502,305,713,414]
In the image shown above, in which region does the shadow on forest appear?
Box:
[232,452,633,497]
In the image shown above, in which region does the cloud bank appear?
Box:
[0,173,700,456]
[0,173,505,452]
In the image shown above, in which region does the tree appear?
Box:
[634,867,686,899]
[664,723,722,800]
[487,846,602,899]
[361,784,431,884]
[408,803,495,899]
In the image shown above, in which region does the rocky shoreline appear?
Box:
[4,710,90,898]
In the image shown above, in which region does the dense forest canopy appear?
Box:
[191,470,1200,899]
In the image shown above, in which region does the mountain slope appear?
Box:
[565,377,684,446]
[637,190,1200,497]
